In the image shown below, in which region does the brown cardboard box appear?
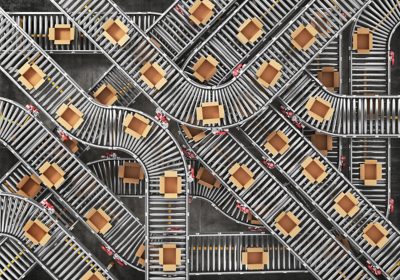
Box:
[363,223,388,248]
[85,208,112,235]
[275,211,301,238]
[310,133,333,156]
[360,159,382,186]
[159,244,181,272]
[334,192,360,218]
[118,162,144,184]
[241,247,269,270]
[305,96,334,122]
[264,130,290,156]
[228,163,255,189]
[48,24,75,45]
[135,244,146,266]
[16,175,41,198]
[80,271,107,280]
[38,162,65,189]
[291,24,318,51]
[317,67,339,92]
[18,63,46,90]
[23,219,51,246]
[102,18,130,46]
[189,0,215,26]
[353,27,373,54]
[246,212,261,225]
[123,113,152,139]
[160,171,182,198]
[93,84,118,106]
[181,125,206,142]
[193,55,219,82]
[139,62,167,90]
[64,138,79,154]
[196,167,221,189]
[237,18,264,44]
[256,60,282,88]
[301,157,327,183]
[196,102,225,125]
[56,104,84,131]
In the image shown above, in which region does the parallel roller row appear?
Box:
[0,192,115,280]
[9,12,160,53]
[147,0,236,59]
[280,73,400,136]
[182,0,303,85]
[350,1,400,95]
[179,128,375,279]
[0,56,146,268]
[50,0,369,128]
[350,138,391,216]
[0,8,189,279]
[239,106,400,278]
[189,233,304,274]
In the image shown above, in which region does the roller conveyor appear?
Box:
[239,106,400,278]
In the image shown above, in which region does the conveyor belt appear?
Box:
[239,106,400,278]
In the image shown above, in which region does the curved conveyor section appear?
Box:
[50,0,369,128]
[0,192,115,280]
[280,72,400,136]
[0,9,189,279]
[239,106,400,278]
[178,127,376,279]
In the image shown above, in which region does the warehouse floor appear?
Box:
[0,1,399,280]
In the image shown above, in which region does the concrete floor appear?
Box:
[0,1,399,280]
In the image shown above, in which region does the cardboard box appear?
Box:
[241,247,269,270]
[310,133,333,156]
[237,18,264,44]
[353,27,373,54]
[291,24,318,51]
[48,24,75,45]
[275,211,301,238]
[56,104,84,131]
[363,222,388,248]
[228,163,254,189]
[360,159,382,186]
[189,0,215,25]
[38,162,65,189]
[93,84,118,106]
[264,130,290,156]
[80,271,106,280]
[16,175,41,198]
[23,219,51,246]
[118,162,144,184]
[305,96,334,122]
[85,208,112,235]
[140,62,167,90]
[193,55,219,82]
[18,63,46,90]
[196,102,225,125]
[317,67,339,91]
[181,125,206,142]
[196,167,221,189]
[159,170,182,198]
[256,60,282,88]
[135,244,146,266]
[159,244,181,272]
[301,157,327,183]
[102,18,130,46]
[64,138,79,154]
[246,212,261,225]
[123,113,152,139]
[334,192,360,218]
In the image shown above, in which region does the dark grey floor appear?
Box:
[0,1,399,280]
